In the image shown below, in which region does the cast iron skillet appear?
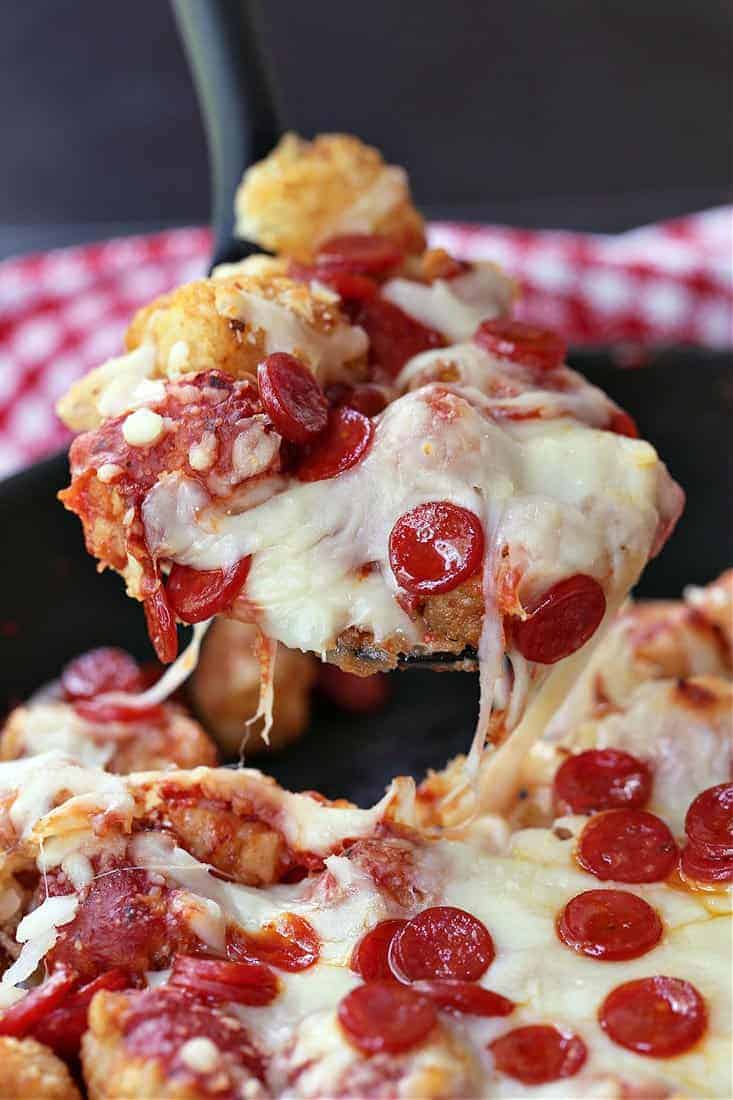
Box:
[0,0,730,804]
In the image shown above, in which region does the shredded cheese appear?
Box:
[94,620,212,714]
[3,894,78,987]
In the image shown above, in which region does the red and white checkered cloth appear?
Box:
[0,209,730,479]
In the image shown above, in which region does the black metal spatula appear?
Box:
[172,0,281,271]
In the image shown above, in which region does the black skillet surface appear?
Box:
[0,348,730,805]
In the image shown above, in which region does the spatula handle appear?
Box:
[172,0,281,270]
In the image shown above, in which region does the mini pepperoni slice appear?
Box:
[32,968,132,1057]
[577,809,678,883]
[337,981,436,1054]
[228,914,320,972]
[490,1024,587,1085]
[508,574,606,665]
[316,234,404,276]
[144,585,178,664]
[295,406,374,482]
[474,319,567,372]
[388,906,495,982]
[684,783,733,858]
[0,969,76,1038]
[553,749,653,815]
[288,261,379,305]
[354,296,445,377]
[61,647,144,700]
[350,920,407,982]
[74,697,165,724]
[600,976,707,1057]
[170,955,278,1006]
[413,980,514,1018]
[389,502,484,596]
[557,889,662,961]
[680,842,733,885]
[166,557,251,624]
[257,353,328,444]
[608,409,640,438]
[324,271,380,303]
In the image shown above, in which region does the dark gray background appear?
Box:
[1,0,731,258]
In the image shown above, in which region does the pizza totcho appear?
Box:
[0,134,729,1099]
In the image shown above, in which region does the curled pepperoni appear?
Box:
[170,955,278,1006]
[576,810,678,883]
[508,574,606,665]
[490,1024,587,1085]
[474,319,567,372]
[684,783,733,858]
[322,271,379,302]
[413,980,514,1018]
[32,969,132,1058]
[388,906,495,981]
[350,920,407,982]
[680,842,733,885]
[290,261,379,304]
[389,502,484,596]
[257,353,328,444]
[557,889,662,961]
[553,749,652,815]
[316,234,404,276]
[354,296,445,377]
[599,976,707,1057]
[61,647,144,701]
[48,867,171,979]
[227,914,320,972]
[144,585,179,664]
[166,557,252,624]
[74,697,165,724]
[295,406,374,482]
[337,981,436,1054]
[0,969,76,1039]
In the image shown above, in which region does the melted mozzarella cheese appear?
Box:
[96,345,163,418]
[143,385,666,662]
[8,748,729,1097]
[522,678,733,835]
[382,265,513,342]
[56,342,163,430]
[0,753,132,839]
[124,815,729,1098]
[130,770,414,873]
[466,589,629,820]
[541,601,729,747]
[97,619,211,713]
[214,282,367,383]
[3,703,115,769]
[397,342,617,428]
[139,377,673,805]
[269,1003,482,1099]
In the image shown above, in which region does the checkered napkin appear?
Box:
[0,210,730,479]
